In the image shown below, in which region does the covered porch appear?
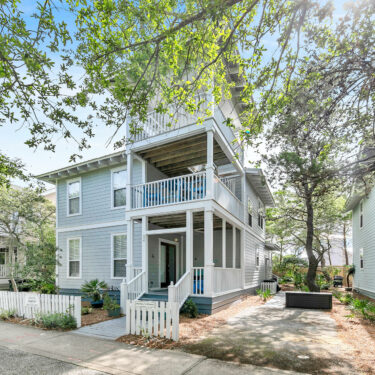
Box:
[123,208,244,309]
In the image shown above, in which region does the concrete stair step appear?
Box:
[140,293,168,302]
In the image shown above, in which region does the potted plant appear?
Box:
[103,294,121,317]
[81,279,108,308]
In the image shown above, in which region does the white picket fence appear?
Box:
[0,291,81,327]
[260,281,277,295]
[125,300,180,341]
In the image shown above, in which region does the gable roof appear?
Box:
[35,151,126,184]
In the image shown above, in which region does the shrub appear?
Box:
[81,307,93,315]
[0,309,16,320]
[81,279,108,302]
[34,313,77,330]
[256,288,272,301]
[181,299,198,318]
[103,294,120,311]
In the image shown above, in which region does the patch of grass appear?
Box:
[0,309,16,320]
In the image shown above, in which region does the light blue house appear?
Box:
[37,94,275,313]
[346,189,375,299]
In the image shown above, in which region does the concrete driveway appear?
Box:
[181,292,358,375]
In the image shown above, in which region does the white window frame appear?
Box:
[67,237,82,279]
[360,247,364,270]
[255,247,260,268]
[111,167,127,210]
[359,201,364,229]
[66,177,82,217]
[111,233,127,279]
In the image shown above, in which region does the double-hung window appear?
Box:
[248,198,253,227]
[67,178,81,215]
[360,248,364,269]
[360,201,363,228]
[112,169,127,208]
[68,238,81,278]
[112,234,127,278]
[256,248,260,268]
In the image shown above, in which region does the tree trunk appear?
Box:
[343,223,349,265]
[305,192,320,291]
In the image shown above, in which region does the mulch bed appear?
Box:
[330,295,375,374]
[116,294,265,349]
[81,308,123,327]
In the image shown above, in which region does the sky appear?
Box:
[1,0,350,188]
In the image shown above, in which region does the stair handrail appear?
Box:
[168,270,191,308]
[120,271,146,313]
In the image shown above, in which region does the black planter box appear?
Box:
[285,291,332,309]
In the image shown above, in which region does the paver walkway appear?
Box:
[181,292,358,375]
[73,316,126,340]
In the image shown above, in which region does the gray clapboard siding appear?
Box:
[246,180,265,239]
[57,225,126,290]
[352,191,375,296]
[244,230,266,287]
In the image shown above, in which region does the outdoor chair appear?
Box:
[333,275,343,287]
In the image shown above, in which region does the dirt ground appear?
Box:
[117,294,265,349]
[178,292,367,375]
[330,295,375,374]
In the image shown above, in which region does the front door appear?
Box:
[160,242,177,288]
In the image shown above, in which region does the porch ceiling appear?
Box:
[149,212,224,230]
[138,134,229,177]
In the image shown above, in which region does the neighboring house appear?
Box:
[37,94,275,313]
[322,233,353,267]
[346,190,375,299]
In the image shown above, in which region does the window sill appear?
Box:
[111,206,126,211]
[67,213,82,217]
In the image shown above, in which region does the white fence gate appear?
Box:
[0,291,81,327]
[125,300,179,341]
[260,281,277,295]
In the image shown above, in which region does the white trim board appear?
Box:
[57,220,126,233]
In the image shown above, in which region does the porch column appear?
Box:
[233,226,236,268]
[186,210,193,272]
[222,219,226,268]
[126,151,133,211]
[126,219,133,282]
[206,130,214,199]
[204,209,214,296]
[142,216,148,291]
[241,228,246,288]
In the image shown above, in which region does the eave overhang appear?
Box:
[35,151,126,184]
[265,242,280,251]
[344,191,365,212]
[245,168,275,207]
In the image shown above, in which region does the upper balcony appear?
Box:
[131,172,243,220]
[127,94,243,163]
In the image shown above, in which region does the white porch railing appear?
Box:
[192,267,204,295]
[260,281,277,295]
[213,268,242,294]
[132,172,206,209]
[0,265,8,278]
[168,270,191,308]
[219,175,241,199]
[132,94,211,142]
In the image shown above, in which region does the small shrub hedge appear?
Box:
[34,312,77,330]
[181,299,198,318]
[0,309,16,320]
[333,291,375,322]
